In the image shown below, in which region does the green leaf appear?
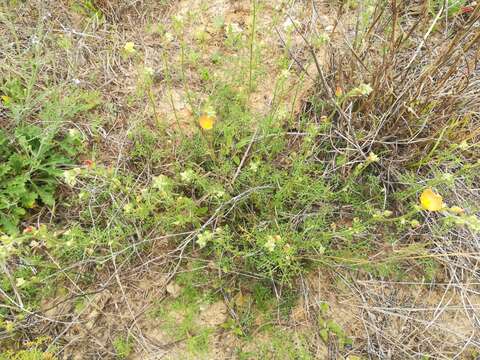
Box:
[8,153,29,173]
[319,328,329,343]
[327,320,345,337]
[21,191,38,208]
[0,164,11,178]
[37,187,55,206]
[0,216,19,235]
[319,302,329,314]
[13,207,26,216]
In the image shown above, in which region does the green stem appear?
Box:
[248,0,257,94]
[161,50,183,134]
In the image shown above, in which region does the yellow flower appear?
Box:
[383,210,393,217]
[420,188,444,211]
[410,219,420,228]
[449,206,464,215]
[1,95,11,106]
[264,235,280,252]
[367,152,379,163]
[123,41,136,55]
[4,321,14,333]
[16,277,26,287]
[198,114,215,130]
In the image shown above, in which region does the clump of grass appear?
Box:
[236,327,314,360]
[148,263,219,356]
[112,336,133,359]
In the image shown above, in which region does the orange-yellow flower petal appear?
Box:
[199,114,215,130]
[420,188,444,211]
[83,159,94,168]
[23,226,35,234]
[335,86,343,97]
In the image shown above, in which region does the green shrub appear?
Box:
[113,337,132,359]
[0,125,83,234]
[0,78,99,234]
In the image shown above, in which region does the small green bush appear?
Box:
[0,78,99,234]
[113,337,132,359]
[0,125,83,234]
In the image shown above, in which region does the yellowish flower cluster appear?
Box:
[198,114,215,130]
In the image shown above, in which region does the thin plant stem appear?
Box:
[248,0,257,94]
[161,50,183,135]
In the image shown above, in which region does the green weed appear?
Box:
[1,0,479,357]
[236,328,314,360]
[0,87,98,234]
[112,336,133,359]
